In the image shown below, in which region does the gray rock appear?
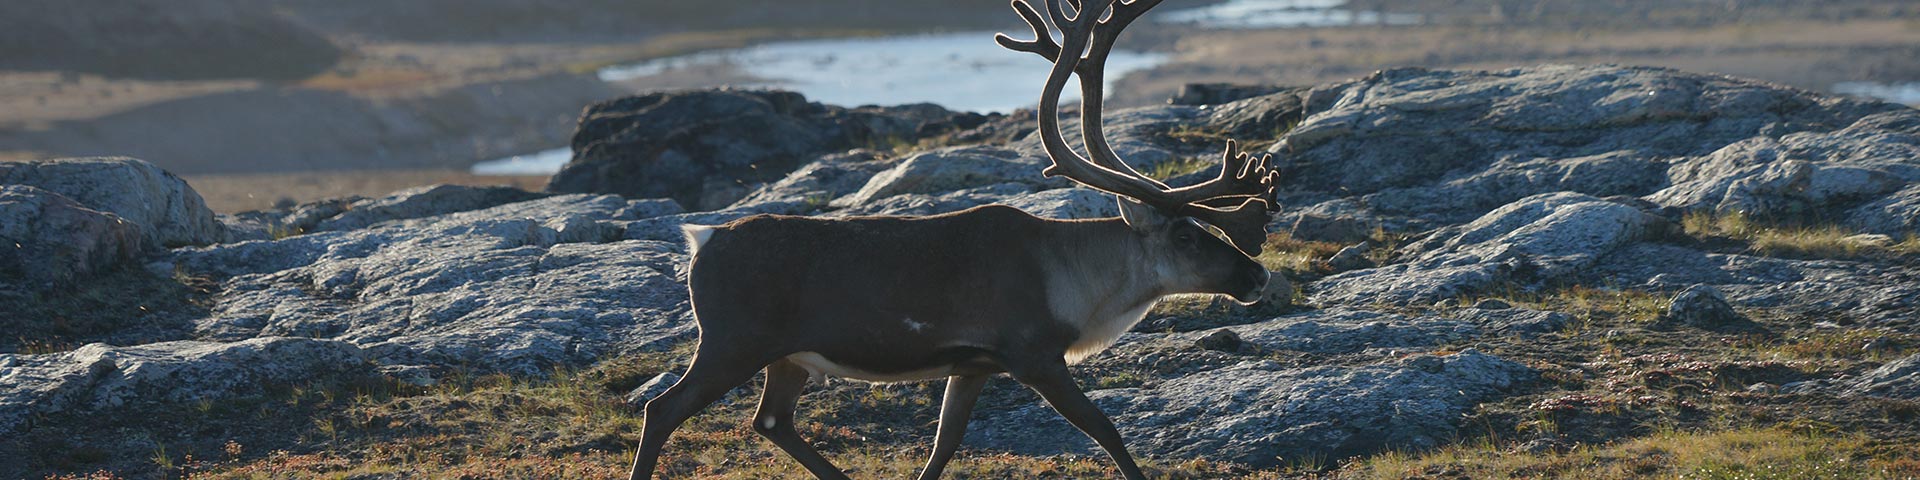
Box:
[625,372,682,407]
[0,185,143,289]
[1645,111,1917,218]
[1833,354,1920,400]
[1595,243,1920,328]
[1848,184,1920,235]
[999,188,1122,220]
[727,150,896,215]
[174,194,697,374]
[313,184,556,232]
[967,350,1531,467]
[832,183,1033,217]
[0,337,368,435]
[1312,193,1663,306]
[1208,307,1479,354]
[1286,213,1372,243]
[1276,65,1907,225]
[831,146,1063,208]
[0,157,222,247]
[1193,329,1242,352]
[1451,307,1574,336]
[549,89,979,210]
[1325,242,1374,272]
[1660,284,1758,332]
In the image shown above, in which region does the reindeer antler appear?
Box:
[999,0,1280,254]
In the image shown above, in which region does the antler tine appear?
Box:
[992,0,1061,59]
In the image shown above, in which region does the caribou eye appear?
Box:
[1174,230,1196,245]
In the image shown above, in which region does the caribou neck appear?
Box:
[1039,217,1169,364]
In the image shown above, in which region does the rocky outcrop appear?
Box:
[173,194,692,375]
[1312,192,1666,306]
[0,185,143,289]
[0,157,223,248]
[223,184,559,241]
[1274,65,1913,227]
[0,337,367,435]
[548,89,992,210]
[1647,109,1920,221]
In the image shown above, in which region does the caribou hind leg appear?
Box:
[751,359,851,480]
[915,374,990,480]
[628,342,770,480]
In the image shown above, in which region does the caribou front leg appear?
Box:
[1006,357,1147,480]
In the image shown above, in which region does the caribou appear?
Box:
[627,0,1280,478]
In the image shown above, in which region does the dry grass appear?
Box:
[1342,427,1920,480]
[1682,211,1920,260]
[1770,329,1920,362]
[1252,232,1349,276]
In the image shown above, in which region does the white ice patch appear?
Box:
[904,317,929,332]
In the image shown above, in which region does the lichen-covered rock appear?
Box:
[549,89,984,210]
[966,350,1532,467]
[0,185,143,289]
[0,157,222,247]
[0,337,368,435]
[173,194,695,374]
[1312,193,1664,306]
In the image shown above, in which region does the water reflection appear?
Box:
[1834,81,1920,106]
[1158,0,1423,29]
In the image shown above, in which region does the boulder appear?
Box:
[1312,192,1665,306]
[0,337,368,435]
[0,185,143,289]
[1659,284,1756,331]
[725,150,896,215]
[0,157,222,247]
[548,89,978,210]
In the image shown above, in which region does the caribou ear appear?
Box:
[1116,195,1171,234]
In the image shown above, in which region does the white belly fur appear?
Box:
[786,352,954,384]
